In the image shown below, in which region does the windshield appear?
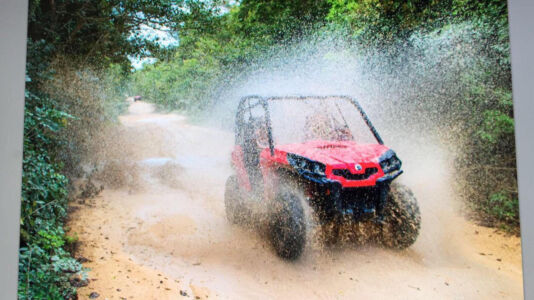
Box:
[267,97,378,145]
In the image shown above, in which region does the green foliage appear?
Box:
[19,89,83,299]
[235,0,331,42]
[64,232,79,246]
[327,0,453,47]
[478,110,514,144]
[18,242,82,300]
[132,37,225,110]
[131,0,333,111]
[486,191,519,227]
[27,0,183,67]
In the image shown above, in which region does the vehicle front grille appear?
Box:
[332,167,378,180]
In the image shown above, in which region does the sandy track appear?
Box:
[69,101,523,299]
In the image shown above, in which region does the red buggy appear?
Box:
[225,96,420,259]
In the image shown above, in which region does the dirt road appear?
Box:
[69,101,523,299]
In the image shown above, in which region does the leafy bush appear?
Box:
[486,192,519,226]
[18,245,81,300]
[19,88,84,299]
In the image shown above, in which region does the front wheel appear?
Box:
[268,184,306,260]
[380,182,421,249]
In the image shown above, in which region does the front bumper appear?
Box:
[307,170,402,223]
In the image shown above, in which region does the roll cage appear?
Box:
[235,95,384,156]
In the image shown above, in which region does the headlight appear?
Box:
[379,151,402,173]
[287,154,326,176]
[312,162,326,175]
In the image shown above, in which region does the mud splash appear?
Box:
[68,101,522,299]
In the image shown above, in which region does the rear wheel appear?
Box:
[268,184,306,260]
[224,175,249,225]
[380,182,421,249]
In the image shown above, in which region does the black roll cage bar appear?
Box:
[235,95,384,156]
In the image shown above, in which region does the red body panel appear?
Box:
[259,140,390,188]
[232,140,391,189]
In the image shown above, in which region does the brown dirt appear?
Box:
[68,101,523,299]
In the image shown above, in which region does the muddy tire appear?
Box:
[224,175,248,225]
[268,185,306,260]
[380,182,421,249]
